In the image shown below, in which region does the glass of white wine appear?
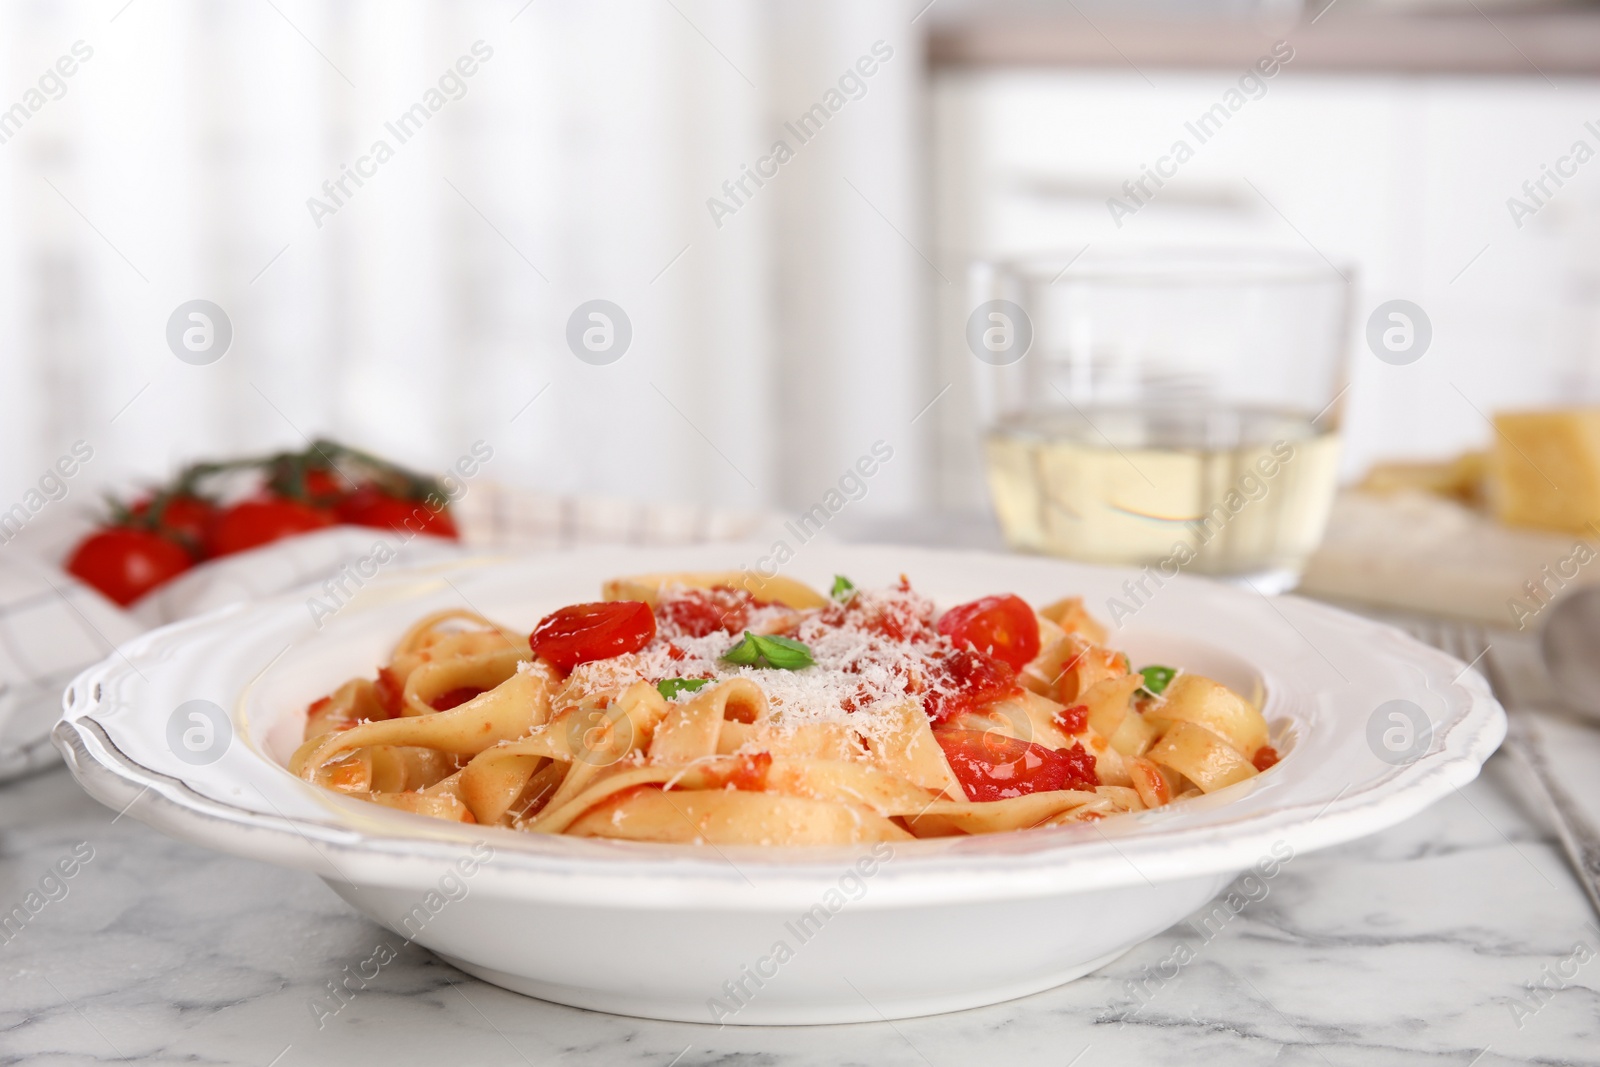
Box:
[973,249,1351,594]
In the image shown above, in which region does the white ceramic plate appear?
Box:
[53,545,1505,1025]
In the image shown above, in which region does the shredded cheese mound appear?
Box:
[561,584,978,752]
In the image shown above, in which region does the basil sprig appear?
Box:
[657,678,711,700]
[1137,665,1176,697]
[830,575,856,602]
[721,631,815,670]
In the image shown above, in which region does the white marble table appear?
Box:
[3,731,1598,1066]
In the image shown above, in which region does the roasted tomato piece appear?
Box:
[937,594,1041,673]
[656,587,755,638]
[210,497,334,556]
[923,647,1020,723]
[1053,703,1089,736]
[66,528,194,606]
[819,589,937,643]
[530,601,657,672]
[934,729,1100,802]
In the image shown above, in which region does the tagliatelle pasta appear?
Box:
[290,572,1281,845]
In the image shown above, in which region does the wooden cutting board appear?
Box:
[1298,490,1599,631]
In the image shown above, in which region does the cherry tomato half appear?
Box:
[337,487,458,540]
[66,527,194,606]
[934,729,1099,802]
[936,594,1041,673]
[530,601,656,673]
[210,497,334,557]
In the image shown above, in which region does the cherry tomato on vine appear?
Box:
[530,601,656,673]
[210,497,334,556]
[131,495,216,551]
[302,469,350,507]
[337,487,457,540]
[936,594,1041,673]
[66,528,194,606]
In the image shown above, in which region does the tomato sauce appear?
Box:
[1052,703,1089,736]
[374,667,404,718]
[429,687,484,711]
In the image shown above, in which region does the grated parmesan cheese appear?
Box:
[561,584,983,755]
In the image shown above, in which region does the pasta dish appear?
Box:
[290,571,1279,844]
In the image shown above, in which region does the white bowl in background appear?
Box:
[53,545,1504,1024]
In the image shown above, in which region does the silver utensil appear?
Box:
[1541,587,1600,727]
[1403,616,1600,922]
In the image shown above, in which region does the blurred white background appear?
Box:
[0,0,929,522]
[3,0,1599,524]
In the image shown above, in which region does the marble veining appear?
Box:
[3,750,1598,1066]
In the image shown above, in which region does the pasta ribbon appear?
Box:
[291,668,551,785]
[289,573,1279,844]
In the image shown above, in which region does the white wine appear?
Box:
[984,405,1341,589]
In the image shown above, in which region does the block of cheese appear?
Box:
[1490,408,1600,534]
[1359,452,1486,506]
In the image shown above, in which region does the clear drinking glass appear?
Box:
[971,248,1352,594]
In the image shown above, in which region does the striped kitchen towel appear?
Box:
[0,483,776,781]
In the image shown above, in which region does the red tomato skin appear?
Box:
[1252,745,1280,772]
[337,488,458,540]
[937,594,1041,673]
[656,587,754,638]
[923,647,1021,723]
[1056,741,1100,791]
[530,601,657,673]
[934,729,1100,802]
[1053,704,1089,736]
[210,498,335,556]
[131,495,216,552]
[303,469,349,506]
[66,528,194,606]
[819,592,937,644]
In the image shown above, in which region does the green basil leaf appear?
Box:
[656,678,711,700]
[830,575,856,601]
[1137,665,1176,696]
[751,633,815,670]
[721,632,763,666]
[720,631,815,670]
